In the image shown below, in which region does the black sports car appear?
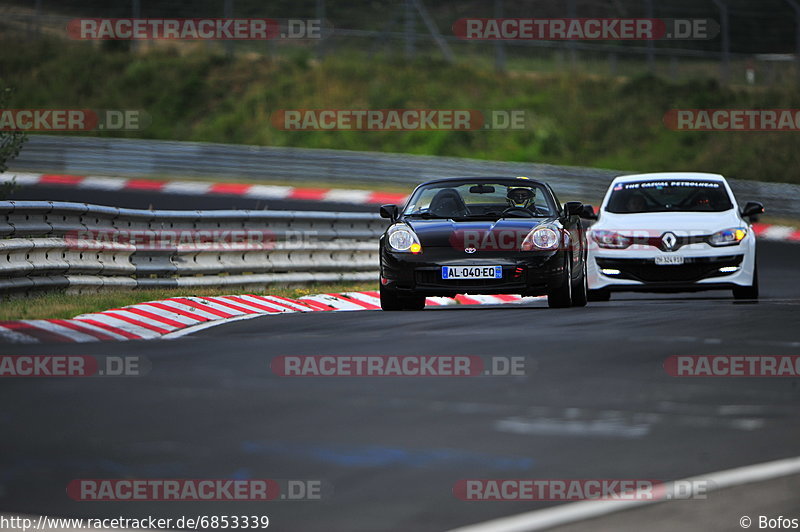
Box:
[378,176,591,310]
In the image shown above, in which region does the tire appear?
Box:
[571,259,588,307]
[380,284,404,310]
[587,288,611,302]
[402,295,427,311]
[733,264,759,300]
[380,285,427,310]
[547,259,572,308]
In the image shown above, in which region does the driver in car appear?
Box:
[506,187,536,212]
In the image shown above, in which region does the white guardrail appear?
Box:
[0,201,386,295]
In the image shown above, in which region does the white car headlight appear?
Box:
[521,225,560,251]
[386,224,422,253]
[709,227,747,247]
[591,230,632,249]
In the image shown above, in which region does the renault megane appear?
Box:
[587,172,763,301]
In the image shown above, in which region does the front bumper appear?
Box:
[587,239,756,293]
[380,248,568,297]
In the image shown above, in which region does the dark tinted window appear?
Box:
[606,180,734,214]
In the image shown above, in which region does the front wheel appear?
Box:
[547,260,572,308]
[733,264,759,300]
[587,288,611,302]
[571,259,588,307]
[380,285,426,310]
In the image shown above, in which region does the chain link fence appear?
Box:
[2,0,798,85]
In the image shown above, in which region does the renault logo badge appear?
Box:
[661,232,677,251]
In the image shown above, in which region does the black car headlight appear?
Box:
[386,223,422,253]
[521,224,560,251]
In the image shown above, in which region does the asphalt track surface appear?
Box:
[1,241,799,531]
[7,185,377,212]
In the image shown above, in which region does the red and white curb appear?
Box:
[3,173,408,206]
[752,223,800,242]
[0,292,543,344]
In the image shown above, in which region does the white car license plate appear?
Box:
[655,255,685,266]
[442,265,502,280]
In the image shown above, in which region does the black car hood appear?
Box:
[405,217,558,248]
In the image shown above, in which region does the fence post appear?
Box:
[494,0,506,72]
[712,0,730,82]
[643,0,655,73]
[567,0,577,69]
[224,0,234,58]
[785,0,800,82]
[316,0,326,58]
[131,0,141,51]
[35,0,42,36]
[405,0,415,60]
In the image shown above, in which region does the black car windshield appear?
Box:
[606,180,734,214]
[403,180,557,219]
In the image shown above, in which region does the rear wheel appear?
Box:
[547,260,572,308]
[571,259,588,307]
[587,288,611,302]
[733,264,759,300]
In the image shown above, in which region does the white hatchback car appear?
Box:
[587,172,763,301]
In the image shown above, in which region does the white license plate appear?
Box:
[441,265,502,280]
[655,255,685,266]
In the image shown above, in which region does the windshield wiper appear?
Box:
[458,212,501,219]
[405,212,447,219]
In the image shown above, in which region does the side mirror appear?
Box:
[564,201,584,216]
[741,201,764,219]
[380,204,399,221]
[580,204,598,220]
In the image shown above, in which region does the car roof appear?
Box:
[418,176,549,187]
[610,172,727,185]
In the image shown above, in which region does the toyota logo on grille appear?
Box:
[661,232,678,251]
[465,247,477,254]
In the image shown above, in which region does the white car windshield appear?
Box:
[606,180,734,213]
